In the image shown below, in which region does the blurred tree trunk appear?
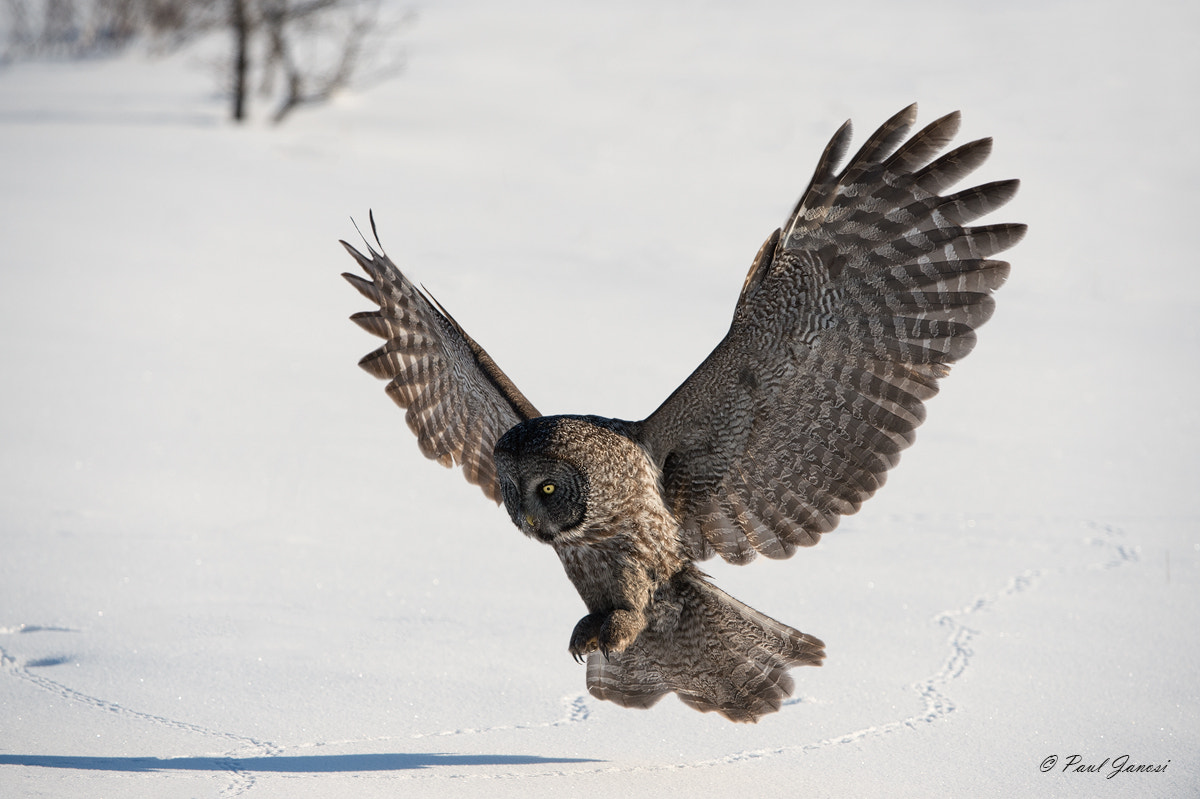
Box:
[231,0,248,121]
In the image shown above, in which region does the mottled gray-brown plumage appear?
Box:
[342,105,1025,722]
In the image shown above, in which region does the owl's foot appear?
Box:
[569,613,605,662]
[568,610,644,662]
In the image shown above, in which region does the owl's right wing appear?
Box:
[342,217,540,503]
[636,105,1025,564]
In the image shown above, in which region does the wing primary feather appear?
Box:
[964,222,1028,258]
[341,269,383,305]
[369,208,384,251]
[839,103,918,178]
[912,137,993,194]
[783,120,852,239]
[884,110,960,173]
[808,119,854,188]
[937,179,1021,226]
[348,310,394,339]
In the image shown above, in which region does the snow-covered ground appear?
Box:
[1,1,1196,796]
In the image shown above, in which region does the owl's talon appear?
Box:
[568,614,606,660]
[572,638,598,664]
[568,609,644,661]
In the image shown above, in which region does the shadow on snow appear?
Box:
[0,752,602,772]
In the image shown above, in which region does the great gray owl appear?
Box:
[342,105,1024,722]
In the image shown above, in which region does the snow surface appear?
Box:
[1,0,1197,796]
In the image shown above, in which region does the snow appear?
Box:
[1,0,1197,796]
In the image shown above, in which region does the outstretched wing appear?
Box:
[636,105,1025,563]
[342,217,540,503]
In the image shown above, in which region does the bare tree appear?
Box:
[1,0,405,122]
[236,0,393,123]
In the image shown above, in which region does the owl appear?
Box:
[342,105,1024,722]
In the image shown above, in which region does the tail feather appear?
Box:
[586,568,824,723]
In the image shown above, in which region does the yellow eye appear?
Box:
[541,483,556,495]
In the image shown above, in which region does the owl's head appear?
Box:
[493,416,594,544]
[494,415,646,545]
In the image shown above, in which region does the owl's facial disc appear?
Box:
[496,457,587,544]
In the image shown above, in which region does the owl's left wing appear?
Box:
[342,218,540,503]
[636,105,1024,564]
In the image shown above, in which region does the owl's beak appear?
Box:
[523,513,555,543]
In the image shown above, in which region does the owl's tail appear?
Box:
[585,567,825,722]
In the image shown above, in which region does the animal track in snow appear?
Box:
[685,516,1139,768]
[0,625,280,796]
[405,692,591,740]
